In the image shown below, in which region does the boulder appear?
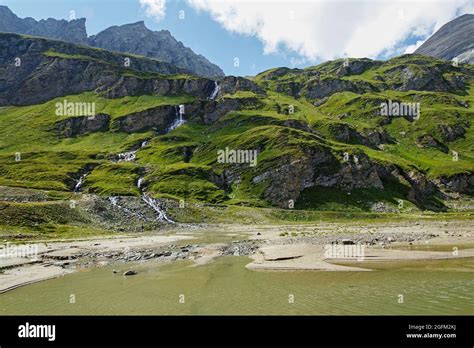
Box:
[123,270,137,276]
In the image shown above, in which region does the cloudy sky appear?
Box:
[3,0,474,75]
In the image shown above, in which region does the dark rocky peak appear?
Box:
[88,22,224,78]
[0,5,88,44]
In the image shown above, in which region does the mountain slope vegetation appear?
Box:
[0,33,473,236]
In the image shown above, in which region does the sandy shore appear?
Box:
[1,220,473,292]
[245,220,474,271]
[246,242,474,271]
[0,234,193,293]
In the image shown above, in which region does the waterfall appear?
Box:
[137,177,144,189]
[108,196,119,206]
[141,193,174,223]
[108,196,143,219]
[209,81,219,100]
[136,176,174,223]
[116,139,148,162]
[73,174,87,193]
[167,105,186,132]
[117,150,137,162]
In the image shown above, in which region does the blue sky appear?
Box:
[2,0,473,76]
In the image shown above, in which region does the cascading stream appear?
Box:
[209,81,219,100]
[167,104,186,132]
[137,176,174,223]
[107,105,186,223]
[73,174,87,193]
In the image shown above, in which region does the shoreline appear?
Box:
[1,220,473,293]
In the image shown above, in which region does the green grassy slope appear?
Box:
[0,46,473,234]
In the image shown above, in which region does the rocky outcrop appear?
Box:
[1,55,117,106]
[0,5,88,44]
[329,123,362,144]
[217,76,266,97]
[274,81,304,98]
[437,123,467,142]
[440,173,474,194]
[382,62,467,93]
[360,128,394,147]
[189,97,263,124]
[253,149,335,207]
[54,114,110,137]
[416,134,449,153]
[114,96,255,133]
[313,153,384,191]
[114,105,177,133]
[402,170,442,210]
[327,123,392,148]
[335,59,381,77]
[248,149,386,208]
[303,77,376,100]
[101,76,215,100]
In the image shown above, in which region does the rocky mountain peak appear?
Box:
[0,5,88,44]
[415,13,474,64]
[88,21,224,78]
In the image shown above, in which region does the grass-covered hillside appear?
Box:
[0,33,473,236]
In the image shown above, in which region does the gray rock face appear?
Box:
[217,76,266,97]
[302,77,376,100]
[327,123,392,148]
[114,105,177,133]
[101,76,216,100]
[0,5,88,44]
[440,173,474,194]
[88,21,224,78]
[194,97,263,124]
[114,97,253,133]
[54,114,110,137]
[335,59,380,77]
[415,14,474,64]
[416,134,449,153]
[403,170,441,209]
[253,150,387,208]
[382,63,466,92]
[260,67,297,81]
[437,124,467,142]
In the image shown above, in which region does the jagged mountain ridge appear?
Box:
[415,14,474,64]
[88,21,224,78]
[0,5,88,44]
[0,5,224,78]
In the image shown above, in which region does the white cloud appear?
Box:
[404,40,425,54]
[185,0,474,61]
[140,0,167,21]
